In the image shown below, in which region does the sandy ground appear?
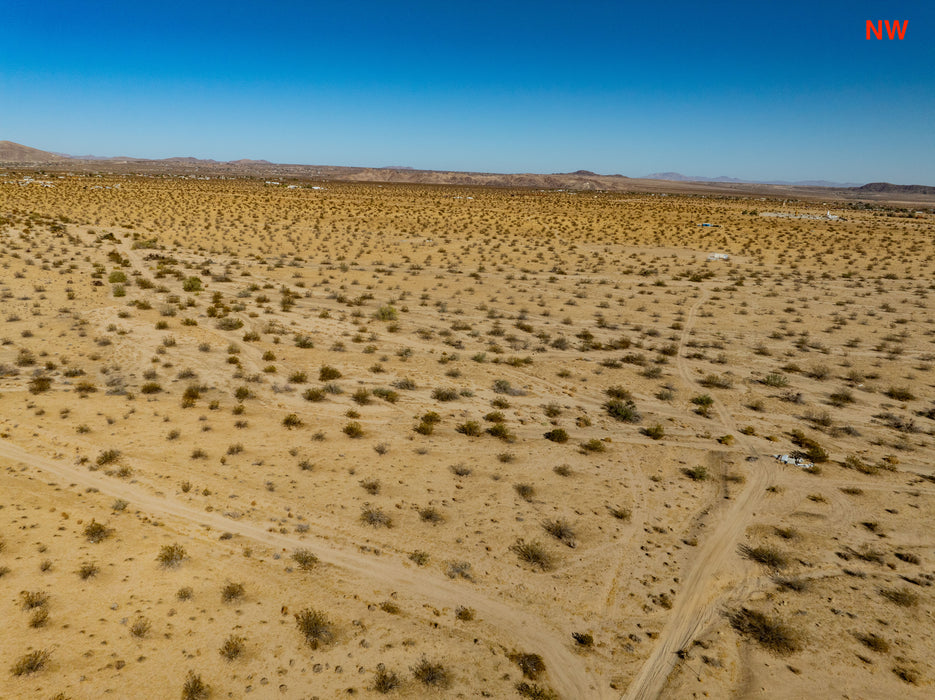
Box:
[1,173,934,699]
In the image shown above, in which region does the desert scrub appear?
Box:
[510,539,554,571]
[543,428,569,443]
[282,412,303,429]
[84,519,112,543]
[181,670,210,700]
[28,375,52,394]
[21,590,49,609]
[699,373,733,389]
[291,548,319,571]
[360,479,381,495]
[456,420,482,436]
[691,394,714,416]
[29,607,49,628]
[221,582,245,603]
[681,465,709,482]
[738,544,788,569]
[762,372,789,388]
[879,587,917,607]
[343,421,364,438]
[372,666,401,693]
[409,550,430,566]
[542,518,576,547]
[360,506,392,527]
[487,422,516,441]
[10,649,51,676]
[96,448,121,466]
[431,387,459,401]
[78,561,100,579]
[604,398,640,423]
[580,438,606,453]
[294,608,334,648]
[419,506,444,524]
[302,387,326,402]
[608,505,631,521]
[509,651,546,680]
[445,561,473,580]
[854,632,889,653]
[157,543,187,568]
[130,616,152,638]
[727,608,801,654]
[411,656,451,688]
[319,364,342,381]
[219,634,245,661]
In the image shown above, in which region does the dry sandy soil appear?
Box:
[1,172,934,699]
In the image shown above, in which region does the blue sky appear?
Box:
[1,1,932,183]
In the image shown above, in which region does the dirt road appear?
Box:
[622,287,771,700]
[0,438,607,699]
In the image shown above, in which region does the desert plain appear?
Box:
[1,171,934,699]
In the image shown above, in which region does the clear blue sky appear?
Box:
[2,1,932,183]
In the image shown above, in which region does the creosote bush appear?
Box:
[291,548,319,571]
[372,666,401,693]
[157,543,187,568]
[604,398,640,423]
[411,656,451,688]
[84,519,111,543]
[220,635,245,661]
[727,607,801,654]
[294,608,334,648]
[543,428,568,443]
[221,582,245,603]
[181,670,210,700]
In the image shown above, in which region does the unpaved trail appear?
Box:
[0,439,607,699]
[622,287,772,700]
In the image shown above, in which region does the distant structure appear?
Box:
[773,454,814,468]
[707,253,730,261]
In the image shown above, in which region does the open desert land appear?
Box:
[1,172,935,699]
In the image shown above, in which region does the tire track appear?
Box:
[622,287,772,700]
[0,438,605,699]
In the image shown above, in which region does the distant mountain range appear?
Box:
[643,172,862,188]
[1,141,932,196]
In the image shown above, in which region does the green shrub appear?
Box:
[604,398,640,423]
[319,365,342,381]
[456,421,482,436]
[543,428,569,443]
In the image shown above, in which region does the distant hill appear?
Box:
[3,141,933,203]
[856,182,935,195]
[644,172,860,187]
[0,141,68,162]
